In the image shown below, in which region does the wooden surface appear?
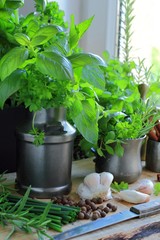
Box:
[1,158,160,240]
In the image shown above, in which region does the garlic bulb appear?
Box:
[119,189,150,204]
[77,172,114,200]
[135,179,154,195]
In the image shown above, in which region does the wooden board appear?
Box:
[1,158,160,240]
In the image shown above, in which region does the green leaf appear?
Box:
[105,145,114,155]
[29,128,45,146]
[115,142,124,157]
[69,98,83,118]
[15,186,31,214]
[36,51,73,81]
[111,181,129,192]
[102,50,110,62]
[71,99,98,144]
[154,182,160,196]
[76,15,94,40]
[34,0,47,12]
[0,47,29,80]
[38,202,52,224]
[5,0,24,9]
[69,15,79,50]
[31,25,63,47]
[21,12,35,26]
[105,131,116,141]
[26,20,39,38]
[97,148,104,156]
[69,15,94,50]
[0,70,25,109]
[68,53,106,68]
[14,33,30,47]
[0,0,6,8]
[82,65,105,90]
[147,81,160,97]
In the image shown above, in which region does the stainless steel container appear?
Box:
[16,108,76,198]
[93,136,145,184]
[146,139,160,172]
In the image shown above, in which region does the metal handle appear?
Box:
[130,198,160,218]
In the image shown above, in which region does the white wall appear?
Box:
[56,0,118,57]
[20,0,119,58]
[19,0,34,16]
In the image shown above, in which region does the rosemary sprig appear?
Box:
[0,177,80,239]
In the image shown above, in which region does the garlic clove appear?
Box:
[119,189,150,204]
[77,183,93,200]
[100,172,114,186]
[135,179,154,195]
[84,173,100,190]
[77,172,113,200]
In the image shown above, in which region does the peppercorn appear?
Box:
[86,204,91,211]
[77,200,85,207]
[90,202,97,211]
[84,212,90,219]
[111,205,117,212]
[92,213,99,220]
[85,199,92,205]
[81,206,87,212]
[103,207,110,213]
[92,198,98,204]
[106,202,113,209]
[97,197,103,204]
[101,211,106,217]
[93,210,101,218]
[78,212,85,220]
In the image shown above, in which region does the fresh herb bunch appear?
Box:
[96,56,160,157]
[0,175,80,239]
[0,0,106,146]
[81,0,160,158]
[15,66,74,112]
[118,0,135,62]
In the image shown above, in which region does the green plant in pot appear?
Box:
[90,53,160,183]
[81,0,160,184]
[0,0,106,197]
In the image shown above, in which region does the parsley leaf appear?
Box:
[111,181,129,192]
[154,182,160,196]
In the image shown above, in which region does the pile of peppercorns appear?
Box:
[52,196,117,221]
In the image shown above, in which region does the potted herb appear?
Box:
[0,0,106,144]
[89,53,160,183]
[82,0,160,184]
[0,0,106,197]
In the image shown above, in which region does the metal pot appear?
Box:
[146,138,160,172]
[16,107,76,198]
[93,136,146,184]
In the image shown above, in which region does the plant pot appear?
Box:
[16,107,76,198]
[93,136,145,183]
[146,139,160,172]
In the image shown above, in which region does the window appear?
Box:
[55,0,119,58]
[118,0,160,78]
